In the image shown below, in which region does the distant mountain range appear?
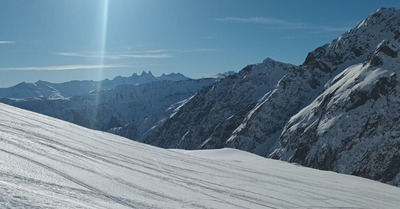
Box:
[0,72,226,140]
[1,8,400,187]
[0,71,189,99]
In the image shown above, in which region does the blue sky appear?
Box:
[0,0,399,87]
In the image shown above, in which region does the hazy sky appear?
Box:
[0,0,399,87]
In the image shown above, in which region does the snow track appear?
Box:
[0,103,399,208]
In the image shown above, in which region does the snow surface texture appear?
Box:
[144,8,400,186]
[1,103,400,209]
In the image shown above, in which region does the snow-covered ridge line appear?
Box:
[1,102,400,208]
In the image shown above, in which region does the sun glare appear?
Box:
[98,0,109,82]
[93,0,109,127]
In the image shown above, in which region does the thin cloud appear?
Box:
[215,17,304,27]
[0,64,129,71]
[56,48,216,59]
[55,52,122,60]
[177,48,218,53]
[55,51,171,59]
[118,54,171,58]
[0,41,15,44]
[135,49,168,53]
[215,16,351,32]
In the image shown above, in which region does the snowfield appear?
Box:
[0,103,399,209]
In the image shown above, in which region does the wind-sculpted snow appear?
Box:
[1,103,400,208]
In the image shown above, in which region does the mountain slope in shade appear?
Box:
[1,103,400,209]
[143,58,295,149]
[0,78,216,138]
[143,8,400,186]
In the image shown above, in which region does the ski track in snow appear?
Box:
[0,103,399,208]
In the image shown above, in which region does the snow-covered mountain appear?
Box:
[271,10,400,185]
[143,58,296,149]
[0,78,217,141]
[0,71,189,99]
[143,8,400,186]
[1,103,399,208]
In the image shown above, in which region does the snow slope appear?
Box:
[1,103,400,208]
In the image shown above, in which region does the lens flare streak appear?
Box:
[93,0,109,128]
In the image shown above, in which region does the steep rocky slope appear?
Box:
[144,8,400,186]
[272,35,400,186]
[143,58,295,148]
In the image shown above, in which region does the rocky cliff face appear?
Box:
[144,8,400,186]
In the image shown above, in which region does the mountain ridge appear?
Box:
[143,7,400,186]
[0,71,190,99]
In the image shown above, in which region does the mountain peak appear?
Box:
[374,7,397,16]
[140,71,154,77]
[356,7,399,30]
[15,82,33,88]
[302,7,400,73]
[140,71,147,76]
[159,72,189,81]
[263,57,277,63]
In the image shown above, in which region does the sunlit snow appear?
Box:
[0,103,399,208]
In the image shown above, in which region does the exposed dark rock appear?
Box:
[377,43,398,58]
[370,56,383,66]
